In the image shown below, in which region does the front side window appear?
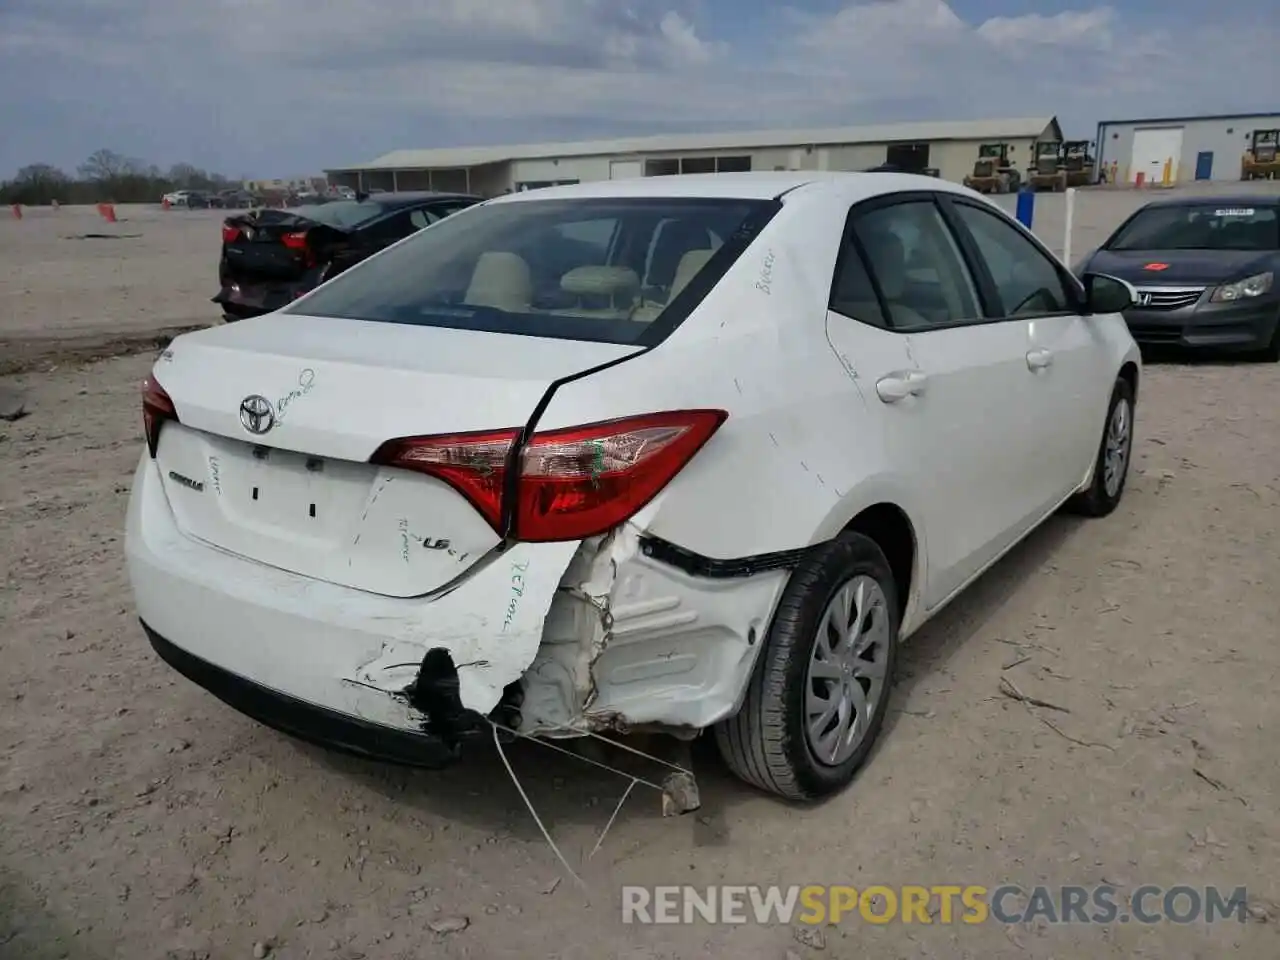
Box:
[287,197,778,345]
[849,200,980,328]
[951,202,1073,316]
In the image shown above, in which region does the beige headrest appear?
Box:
[465,252,532,311]
[669,249,714,300]
[561,265,640,299]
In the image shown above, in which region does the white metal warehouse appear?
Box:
[1095,112,1280,185]
[326,116,1062,197]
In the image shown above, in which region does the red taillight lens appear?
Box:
[515,410,727,541]
[371,428,519,531]
[281,230,316,267]
[221,224,240,243]
[370,410,727,542]
[141,376,178,457]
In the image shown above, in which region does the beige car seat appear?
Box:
[861,231,931,328]
[669,249,713,301]
[464,252,533,312]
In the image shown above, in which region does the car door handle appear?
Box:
[1026,348,1054,370]
[875,370,928,403]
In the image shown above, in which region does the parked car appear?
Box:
[212,191,481,321]
[218,189,257,209]
[162,190,192,207]
[1073,196,1279,360]
[184,190,215,209]
[131,172,1141,801]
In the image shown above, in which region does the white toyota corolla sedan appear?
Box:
[126,171,1141,801]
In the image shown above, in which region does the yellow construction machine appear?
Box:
[963,143,1022,194]
[1061,140,1095,187]
[1241,130,1280,180]
[1027,140,1068,192]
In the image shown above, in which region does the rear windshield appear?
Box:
[284,197,779,345]
[1106,204,1280,252]
[290,199,399,230]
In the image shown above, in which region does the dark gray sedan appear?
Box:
[1074,196,1279,360]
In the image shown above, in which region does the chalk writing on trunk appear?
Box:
[207,456,223,495]
[275,368,316,424]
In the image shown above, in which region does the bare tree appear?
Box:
[77,148,129,182]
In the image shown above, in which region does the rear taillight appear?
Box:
[371,427,518,532]
[221,224,240,243]
[282,230,316,267]
[141,376,178,457]
[370,410,727,542]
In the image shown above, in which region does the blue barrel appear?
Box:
[1015,187,1035,228]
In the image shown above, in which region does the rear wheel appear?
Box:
[715,532,898,801]
[1066,376,1134,517]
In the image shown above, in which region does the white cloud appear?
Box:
[977,7,1116,49]
[0,0,1276,175]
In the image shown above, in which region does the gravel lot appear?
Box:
[2,186,1279,959]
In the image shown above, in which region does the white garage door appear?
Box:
[1129,127,1184,184]
[610,160,642,180]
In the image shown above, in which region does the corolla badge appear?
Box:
[239,394,276,435]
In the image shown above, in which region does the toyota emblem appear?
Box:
[239,395,275,435]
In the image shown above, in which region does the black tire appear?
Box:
[1066,376,1135,517]
[1258,319,1280,362]
[714,532,900,801]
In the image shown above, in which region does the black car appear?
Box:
[213,191,482,321]
[1076,196,1280,360]
[218,189,257,209]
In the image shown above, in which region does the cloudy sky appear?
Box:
[1,0,1275,179]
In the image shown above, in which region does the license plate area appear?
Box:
[240,445,337,534]
[155,424,502,597]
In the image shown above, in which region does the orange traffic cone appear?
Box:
[100,202,117,223]
[162,197,171,210]
[10,204,21,220]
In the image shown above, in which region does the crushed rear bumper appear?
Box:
[142,620,477,767]
[212,281,312,320]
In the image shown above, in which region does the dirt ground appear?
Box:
[0,205,224,375]
[2,187,1280,959]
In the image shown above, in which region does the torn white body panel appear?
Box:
[126,452,580,726]
[518,522,790,736]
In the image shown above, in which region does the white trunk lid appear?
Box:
[152,314,640,598]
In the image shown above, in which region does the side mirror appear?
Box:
[1082,272,1137,314]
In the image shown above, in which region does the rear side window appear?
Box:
[287,197,779,345]
[850,201,980,328]
[362,209,421,243]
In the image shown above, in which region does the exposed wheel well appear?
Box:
[1119,360,1139,401]
[843,503,915,618]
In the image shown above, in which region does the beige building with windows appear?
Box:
[325,117,1062,197]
